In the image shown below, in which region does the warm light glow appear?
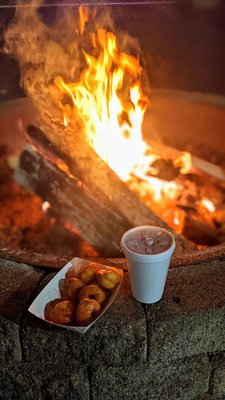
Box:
[144,176,179,203]
[79,6,89,35]
[42,201,50,214]
[201,198,216,213]
[174,152,192,174]
[50,7,192,232]
[174,216,180,225]
[172,209,186,233]
[52,11,148,181]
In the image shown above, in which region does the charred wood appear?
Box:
[15,140,194,255]
[183,214,220,247]
[14,145,133,257]
[31,114,194,251]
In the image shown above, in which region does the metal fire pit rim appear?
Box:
[0,243,225,271]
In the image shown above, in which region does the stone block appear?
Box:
[82,272,147,367]
[22,272,147,368]
[90,355,210,400]
[209,352,225,398]
[0,259,44,364]
[22,273,85,366]
[194,395,218,400]
[146,260,225,363]
[0,361,89,400]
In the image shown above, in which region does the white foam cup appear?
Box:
[121,226,176,304]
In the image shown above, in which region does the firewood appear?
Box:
[14,145,134,257]
[146,158,180,181]
[15,144,194,256]
[36,114,172,229]
[148,139,225,181]
[23,120,194,254]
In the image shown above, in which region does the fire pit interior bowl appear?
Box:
[0,2,225,266]
[0,90,225,266]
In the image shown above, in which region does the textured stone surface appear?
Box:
[146,260,225,363]
[22,272,147,367]
[0,361,89,400]
[83,272,147,367]
[2,257,225,400]
[0,259,44,363]
[194,395,218,400]
[91,355,210,400]
[209,352,225,398]
[22,273,85,366]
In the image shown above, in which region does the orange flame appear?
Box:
[174,152,192,174]
[201,198,215,213]
[52,13,148,180]
[79,6,89,35]
[50,8,191,232]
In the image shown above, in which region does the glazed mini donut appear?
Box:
[79,284,106,304]
[59,279,69,300]
[65,265,77,280]
[49,300,74,325]
[76,298,101,326]
[78,263,98,284]
[44,298,61,321]
[96,268,121,289]
[66,278,84,299]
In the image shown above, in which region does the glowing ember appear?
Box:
[174,152,192,174]
[142,176,179,203]
[42,201,51,214]
[201,198,216,213]
[172,209,186,234]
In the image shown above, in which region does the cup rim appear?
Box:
[121,225,176,259]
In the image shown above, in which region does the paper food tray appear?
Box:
[28,257,123,334]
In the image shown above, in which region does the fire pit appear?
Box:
[1,2,225,398]
[1,92,225,268]
[1,2,225,264]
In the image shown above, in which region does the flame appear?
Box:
[52,12,148,181]
[143,176,179,203]
[50,8,189,232]
[201,198,216,213]
[42,201,51,214]
[174,152,192,174]
[79,6,89,35]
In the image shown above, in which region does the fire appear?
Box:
[50,7,189,231]
[142,176,179,203]
[51,10,148,181]
[42,201,50,214]
[79,6,89,35]
[174,152,192,174]
[201,198,216,213]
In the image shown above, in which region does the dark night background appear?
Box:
[0,0,225,101]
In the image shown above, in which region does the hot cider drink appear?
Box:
[121,226,176,304]
[123,226,173,255]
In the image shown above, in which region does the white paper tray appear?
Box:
[28,257,123,334]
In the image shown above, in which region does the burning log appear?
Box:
[147,139,225,181]
[14,125,194,256]
[15,144,132,257]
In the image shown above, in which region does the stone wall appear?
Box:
[1,257,225,400]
